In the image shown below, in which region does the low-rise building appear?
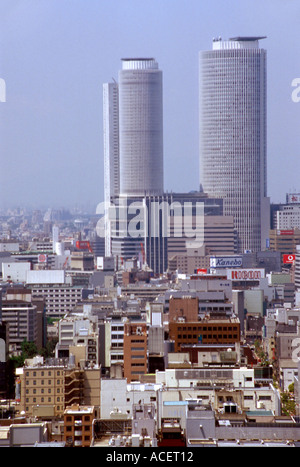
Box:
[18,358,101,419]
[169,317,240,352]
[64,404,95,447]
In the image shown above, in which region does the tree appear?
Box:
[281,390,296,416]
[20,339,38,360]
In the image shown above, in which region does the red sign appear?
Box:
[277,230,294,236]
[197,269,207,275]
[283,254,295,264]
[230,269,263,280]
[76,241,90,250]
[38,254,48,263]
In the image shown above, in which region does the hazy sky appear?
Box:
[1,0,300,211]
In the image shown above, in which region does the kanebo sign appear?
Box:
[210,256,243,268]
[227,269,265,281]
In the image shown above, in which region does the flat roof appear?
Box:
[229,36,267,41]
[121,57,155,61]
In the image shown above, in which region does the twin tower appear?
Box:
[103,37,270,268]
[103,58,163,200]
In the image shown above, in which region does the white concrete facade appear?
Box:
[118,58,164,196]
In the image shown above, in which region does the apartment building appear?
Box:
[20,363,65,418]
[55,311,99,366]
[18,359,101,419]
[30,284,82,319]
[1,297,38,355]
[123,320,148,383]
[64,404,95,447]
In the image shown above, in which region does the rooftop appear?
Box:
[229,36,267,41]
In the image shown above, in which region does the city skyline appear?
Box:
[1,0,300,209]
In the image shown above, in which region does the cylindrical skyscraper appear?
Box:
[199,37,269,253]
[118,58,164,196]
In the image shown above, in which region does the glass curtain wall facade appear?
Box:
[199,37,269,253]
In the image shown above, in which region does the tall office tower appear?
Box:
[103,82,120,256]
[199,37,270,253]
[118,58,164,196]
[103,58,165,271]
[103,82,120,201]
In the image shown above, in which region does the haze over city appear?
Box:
[1,0,300,210]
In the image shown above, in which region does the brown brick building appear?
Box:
[169,318,240,352]
[123,321,148,383]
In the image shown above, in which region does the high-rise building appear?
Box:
[199,37,270,253]
[118,58,164,196]
[103,82,120,256]
[103,82,120,202]
[103,58,165,271]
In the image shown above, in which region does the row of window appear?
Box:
[177,334,238,340]
[176,326,238,331]
[26,396,62,403]
[26,388,61,394]
[26,370,61,377]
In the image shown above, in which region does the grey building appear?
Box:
[199,37,270,253]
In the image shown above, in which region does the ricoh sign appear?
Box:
[227,269,265,281]
[210,256,243,268]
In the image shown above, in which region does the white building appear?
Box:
[103,58,164,262]
[26,270,82,319]
[2,262,31,283]
[155,368,280,421]
[199,37,270,253]
[100,378,161,419]
[118,58,164,196]
[56,308,99,366]
[276,204,300,230]
[103,81,120,202]
[103,81,120,257]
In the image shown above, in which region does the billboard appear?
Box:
[76,241,91,250]
[38,254,48,263]
[283,254,296,264]
[210,256,243,268]
[287,193,300,204]
[26,270,65,285]
[227,269,265,281]
[277,230,294,236]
